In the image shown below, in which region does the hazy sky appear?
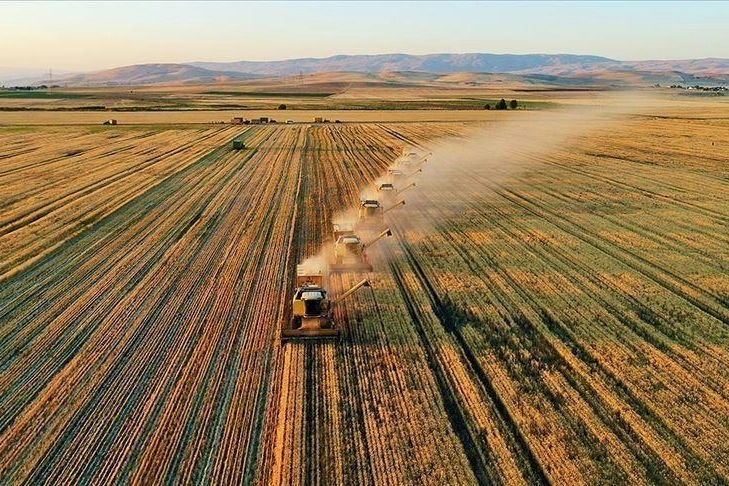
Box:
[2,1,727,72]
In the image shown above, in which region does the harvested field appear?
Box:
[0,109,515,125]
[1,99,728,484]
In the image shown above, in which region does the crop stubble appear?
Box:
[1,111,728,484]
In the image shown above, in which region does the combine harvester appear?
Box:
[279,147,428,342]
[388,166,423,181]
[387,167,405,180]
[394,149,431,170]
[356,198,405,230]
[330,224,392,272]
[387,149,428,183]
[280,265,371,341]
[375,180,418,205]
[375,181,396,196]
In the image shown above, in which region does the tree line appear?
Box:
[485,99,518,110]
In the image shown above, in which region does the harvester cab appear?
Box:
[332,222,356,241]
[280,265,371,341]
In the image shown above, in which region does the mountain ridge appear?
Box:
[4,53,728,87]
[190,53,621,76]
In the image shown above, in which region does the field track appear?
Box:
[1,113,729,484]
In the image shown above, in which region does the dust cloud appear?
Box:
[299,90,663,278]
[386,90,664,232]
[297,244,333,276]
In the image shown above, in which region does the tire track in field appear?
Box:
[376,125,700,482]
[393,131,729,481]
[386,226,550,485]
[541,153,729,224]
[492,186,729,328]
[0,127,292,482]
[417,189,715,483]
[0,128,237,236]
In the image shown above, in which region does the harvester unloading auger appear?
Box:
[280,266,371,341]
[396,181,417,196]
[330,227,392,272]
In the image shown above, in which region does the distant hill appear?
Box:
[628,58,729,76]
[8,53,729,87]
[191,54,729,82]
[191,53,619,77]
[56,63,257,86]
[0,67,79,86]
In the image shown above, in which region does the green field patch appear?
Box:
[0,90,91,99]
[202,91,334,98]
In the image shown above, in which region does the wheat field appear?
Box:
[1,89,728,484]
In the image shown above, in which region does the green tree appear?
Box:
[484,104,491,110]
[496,98,507,110]
[278,104,287,110]
[509,99,518,109]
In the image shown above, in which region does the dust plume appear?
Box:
[297,244,333,276]
[387,90,665,233]
[299,90,664,279]
[332,207,359,227]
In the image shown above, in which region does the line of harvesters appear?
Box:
[281,149,431,341]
